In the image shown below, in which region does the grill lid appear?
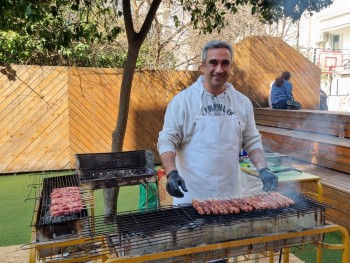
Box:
[76,150,157,189]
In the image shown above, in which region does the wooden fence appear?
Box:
[0,36,322,173]
[0,66,199,173]
[231,36,321,109]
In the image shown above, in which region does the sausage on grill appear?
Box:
[192,192,295,215]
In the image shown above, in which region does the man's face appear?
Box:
[202,47,232,93]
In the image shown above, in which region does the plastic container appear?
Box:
[264,152,286,166]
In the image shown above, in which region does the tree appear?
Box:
[179,5,301,69]
[0,0,333,216]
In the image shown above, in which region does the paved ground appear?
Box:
[0,245,29,263]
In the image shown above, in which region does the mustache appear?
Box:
[212,74,225,77]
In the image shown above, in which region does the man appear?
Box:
[157,40,278,204]
[320,89,328,110]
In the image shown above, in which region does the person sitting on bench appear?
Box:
[270,71,301,110]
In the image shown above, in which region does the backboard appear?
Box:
[317,50,343,74]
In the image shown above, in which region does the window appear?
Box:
[331,34,342,50]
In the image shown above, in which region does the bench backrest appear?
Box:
[254,108,350,138]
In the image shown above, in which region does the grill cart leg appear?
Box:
[28,242,37,263]
[317,243,323,263]
[317,226,350,263]
[283,247,289,263]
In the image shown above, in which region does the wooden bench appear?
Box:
[254,108,350,232]
[254,108,350,138]
[257,125,350,174]
[281,157,350,233]
[254,109,350,174]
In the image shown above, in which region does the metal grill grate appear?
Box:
[36,174,87,226]
[26,181,328,262]
[79,193,326,257]
[178,193,326,225]
[78,167,157,189]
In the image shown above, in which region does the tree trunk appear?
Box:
[103,43,142,217]
[103,0,162,218]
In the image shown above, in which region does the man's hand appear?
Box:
[259,167,278,191]
[166,170,188,198]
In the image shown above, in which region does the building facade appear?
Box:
[299,0,350,111]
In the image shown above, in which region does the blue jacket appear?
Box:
[270,80,293,104]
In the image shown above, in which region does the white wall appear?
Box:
[328,95,350,111]
[298,0,350,50]
[297,0,350,112]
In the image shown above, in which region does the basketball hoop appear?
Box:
[318,50,343,74]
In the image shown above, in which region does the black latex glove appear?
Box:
[166,170,188,198]
[259,167,278,191]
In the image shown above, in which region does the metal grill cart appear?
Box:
[24,150,349,263]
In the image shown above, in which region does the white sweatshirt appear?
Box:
[157,75,263,155]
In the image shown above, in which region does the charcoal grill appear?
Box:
[26,166,349,263]
[76,150,157,189]
[32,173,91,257]
[103,193,325,259]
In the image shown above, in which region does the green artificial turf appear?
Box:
[0,173,33,246]
[0,172,139,246]
[290,231,349,263]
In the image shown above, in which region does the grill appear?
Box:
[99,193,325,259]
[27,170,342,262]
[30,150,158,259]
[33,173,91,257]
[36,174,87,227]
[26,151,349,263]
[76,150,157,189]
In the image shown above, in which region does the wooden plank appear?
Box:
[261,140,350,174]
[69,115,110,153]
[282,158,350,193]
[325,210,350,231]
[22,119,70,171]
[69,98,114,144]
[0,66,198,172]
[68,78,118,133]
[69,105,111,150]
[0,66,65,125]
[0,78,67,154]
[261,136,350,168]
[0,67,67,148]
[3,98,69,172]
[282,158,350,231]
[255,115,343,136]
[261,135,350,162]
[0,65,44,100]
[232,36,321,109]
[258,126,350,173]
[302,184,350,232]
[255,108,350,125]
[0,89,68,171]
[257,125,350,148]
